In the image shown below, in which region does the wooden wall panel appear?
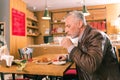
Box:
[106,3,120,34]
[86,8,106,20]
[10,0,27,59]
[27,37,34,45]
[52,12,67,20]
[50,5,106,13]
[32,46,68,57]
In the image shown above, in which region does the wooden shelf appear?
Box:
[27,33,39,37]
[87,19,106,22]
[50,22,65,24]
[51,32,66,35]
[27,12,39,37]
[27,17,38,22]
[50,11,67,37]
[27,25,39,29]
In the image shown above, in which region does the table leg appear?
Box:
[50,76,63,80]
[12,73,15,80]
[0,73,4,80]
[59,76,63,80]
[50,76,56,80]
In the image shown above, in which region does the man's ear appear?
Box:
[78,20,83,28]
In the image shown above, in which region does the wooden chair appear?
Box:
[114,46,120,63]
[113,45,120,72]
[18,49,24,59]
[18,48,33,60]
[64,68,77,80]
[63,63,78,80]
[116,45,120,62]
[17,48,39,80]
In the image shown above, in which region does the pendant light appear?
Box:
[42,0,51,20]
[82,0,90,16]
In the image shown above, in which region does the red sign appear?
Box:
[12,8,25,36]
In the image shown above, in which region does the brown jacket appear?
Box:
[69,25,120,80]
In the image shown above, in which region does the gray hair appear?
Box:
[64,10,87,25]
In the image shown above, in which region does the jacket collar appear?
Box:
[78,24,92,43]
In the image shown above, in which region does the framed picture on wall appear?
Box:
[12,8,25,36]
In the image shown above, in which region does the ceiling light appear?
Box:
[82,0,90,16]
[42,0,51,20]
[42,7,51,20]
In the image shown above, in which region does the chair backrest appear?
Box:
[18,48,33,60]
[113,46,120,63]
[18,48,24,59]
[114,46,120,62]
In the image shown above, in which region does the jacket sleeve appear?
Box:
[69,31,106,74]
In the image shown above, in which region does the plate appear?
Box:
[13,59,22,62]
[35,61,52,65]
[13,59,22,63]
[52,61,66,65]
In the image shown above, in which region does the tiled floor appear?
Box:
[0,74,24,80]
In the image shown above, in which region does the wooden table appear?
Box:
[0,54,72,80]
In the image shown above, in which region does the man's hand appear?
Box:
[52,55,67,61]
[61,37,73,49]
[57,55,67,61]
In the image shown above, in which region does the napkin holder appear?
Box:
[0,55,14,67]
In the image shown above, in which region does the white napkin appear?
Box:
[1,55,14,67]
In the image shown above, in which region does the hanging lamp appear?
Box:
[42,0,51,20]
[82,0,90,16]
